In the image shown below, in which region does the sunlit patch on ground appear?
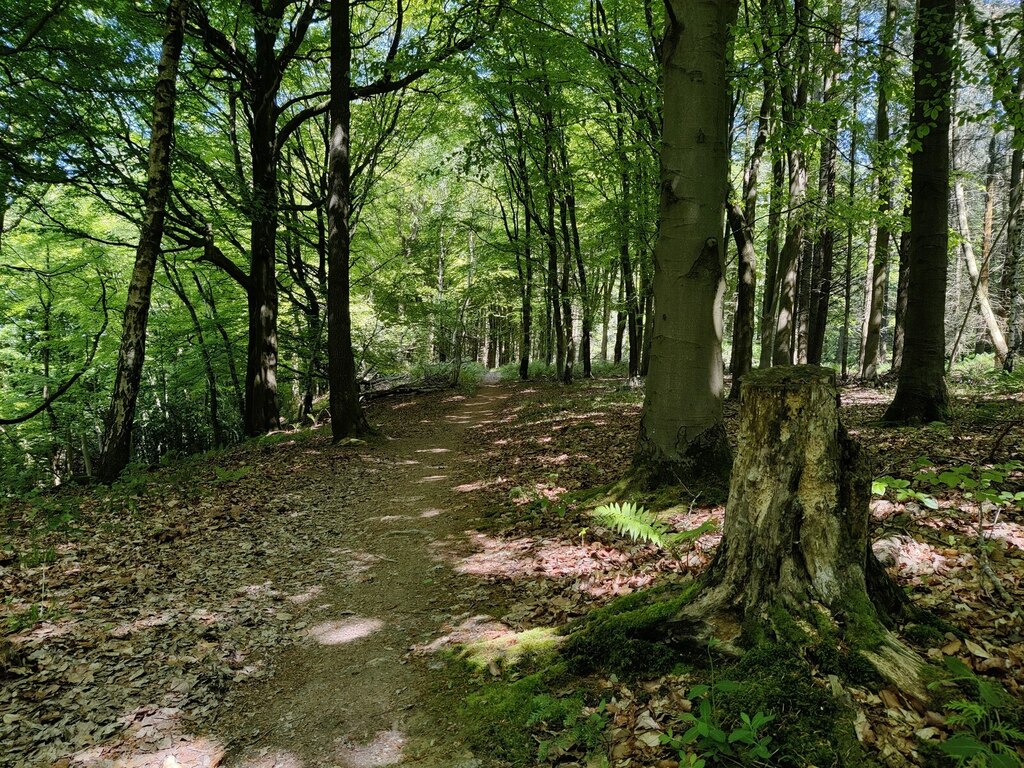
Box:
[415,614,511,654]
[872,535,972,578]
[419,507,444,518]
[304,617,384,645]
[415,447,451,454]
[335,729,406,768]
[417,474,448,484]
[109,611,176,639]
[456,533,630,580]
[286,585,324,604]
[987,521,1024,550]
[453,477,508,493]
[232,748,303,768]
[416,616,561,669]
[69,706,226,768]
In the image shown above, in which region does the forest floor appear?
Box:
[1,375,1023,767]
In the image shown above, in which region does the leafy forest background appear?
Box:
[0,0,1021,490]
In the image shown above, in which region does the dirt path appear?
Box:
[208,387,513,768]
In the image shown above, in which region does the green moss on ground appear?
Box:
[716,643,877,768]
[561,582,699,677]
[459,665,606,766]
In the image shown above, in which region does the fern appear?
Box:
[593,502,668,547]
[592,502,717,552]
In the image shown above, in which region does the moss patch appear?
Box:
[561,582,698,677]
[717,643,875,768]
[460,665,605,766]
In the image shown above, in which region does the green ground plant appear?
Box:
[873,458,1024,513]
[928,656,1024,768]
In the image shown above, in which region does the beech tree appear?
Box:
[97,0,186,481]
[884,0,956,423]
[634,0,736,486]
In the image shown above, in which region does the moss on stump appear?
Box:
[663,365,927,695]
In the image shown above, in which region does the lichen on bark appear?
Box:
[668,365,926,696]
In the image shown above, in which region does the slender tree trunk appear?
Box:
[640,280,654,377]
[327,0,370,439]
[559,193,575,384]
[568,185,591,377]
[796,238,812,363]
[614,275,626,364]
[519,202,534,379]
[808,4,841,365]
[728,85,770,397]
[727,202,756,399]
[600,262,613,361]
[891,213,911,374]
[616,124,640,378]
[840,60,861,378]
[1003,69,1024,369]
[954,178,1008,365]
[771,0,810,367]
[885,0,955,423]
[635,0,736,486]
[861,0,897,381]
[760,148,784,367]
[97,0,184,482]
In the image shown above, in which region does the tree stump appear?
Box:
[674,365,926,696]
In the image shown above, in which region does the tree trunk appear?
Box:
[954,178,1008,366]
[519,200,534,379]
[600,261,613,362]
[771,0,810,367]
[807,7,839,366]
[760,149,784,368]
[614,274,626,364]
[672,366,925,696]
[728,85,771,398]
[327,0,371,439]
[1003,70,1023,370]
[891,215,911,375]
[861,0,897,382]
[884,0,955,423]
[727,202,756,399]
[97,0,184,482]
[634,0,736,487]
[244,25,283,436]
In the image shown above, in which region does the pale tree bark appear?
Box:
[860,0,897,381]
[771,0,810,367]
[634,0,736,487]
[1005,70,1024,369]
[669,366,926,696]
[759,148,784,367]
[884,0,955,423]
[728,85,771,399]
[891,211,911,374]
[98,0,185,482]
[953,178,1008,366]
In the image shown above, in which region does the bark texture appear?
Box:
[634,0,736,487]
[98,0,184,482]
[327,0,371,440]
[673,366,925,694]
[884,0,954,423]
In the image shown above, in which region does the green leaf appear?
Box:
[938,733,987,759]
